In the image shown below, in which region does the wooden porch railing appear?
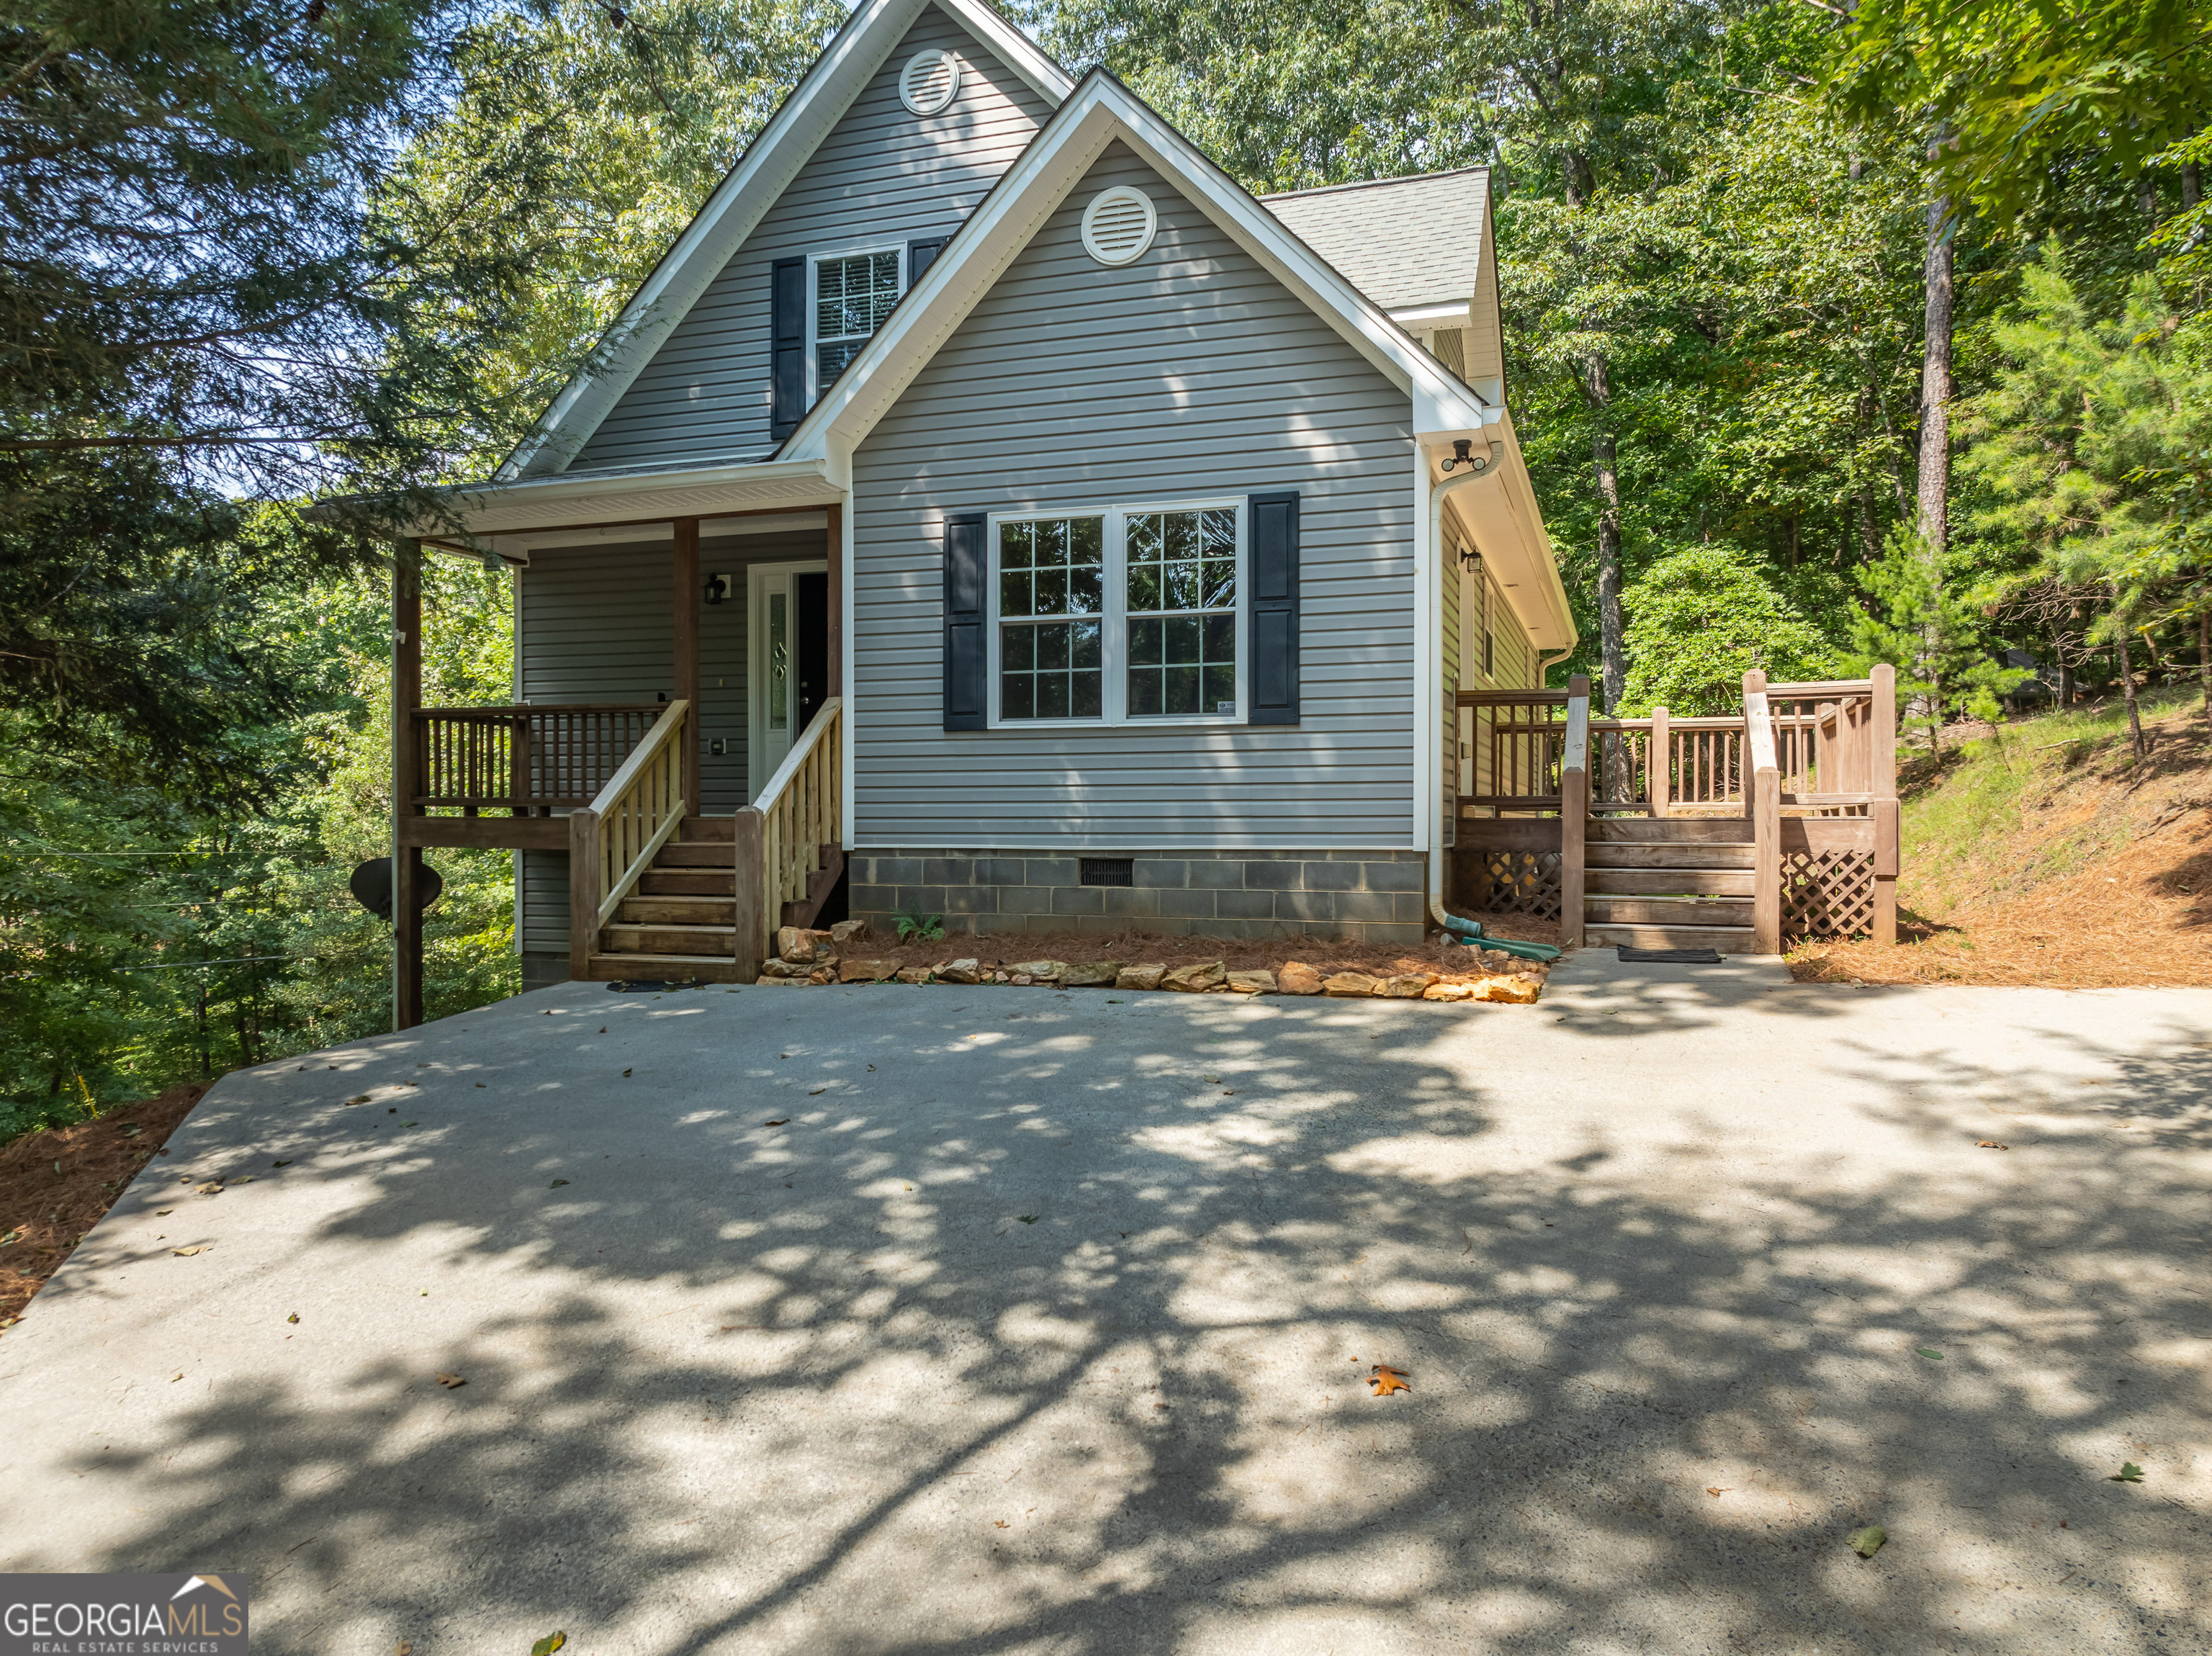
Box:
[568,701,688,976]
[1457,689,1570,809]
[748,697,842,958]
[413,703,662,811]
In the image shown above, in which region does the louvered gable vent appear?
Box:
[899,49,961,115]
[1082,187,1157,266]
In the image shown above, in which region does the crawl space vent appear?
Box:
[1082,187,1157,266]
[899,50,961,115]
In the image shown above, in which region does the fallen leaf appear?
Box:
[475,1083,485,1088]
[400,1121,418,1128]
[809,1086,827,1095]
[196,1182,223,1195]
[1849,1525,1887,1558]
[344,1095,369,1106]
[530,1634,565,1656]
[1202,1074,1220,1083]
[994,1519,1009,1529]
[397,1644,413,1655]
[1977,1140,2010,1151]
[156,1208,172,1216]
[2113,1462,2144,1482]
[436,1372,465,1389]
[233,1176,254,1184]
[287,1313,299,1324]
[1916,1348,1943,1361]
[549,1179,570,1188]
[599,1026,606,1033]
[1369,1365,1411,1397]
[763,1118,788,1127]
[171,1371,184,1382]
[1706,1487,1730,1497]
[1016,1215,1039,1224]
[622,1068,632,1077]
[0,1230,17,1246]
[271,1159,293,1168]
[121,1125,143,1137]
[171,1246,208,1256]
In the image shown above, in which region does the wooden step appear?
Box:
[601,922,739,955]
[1590,817,1753,842]
[680,816,736,843]
[653,841,737,868]
[1586,868,1755,897]
[1586,923,1758,953]
[638,869,736,897]
[1585,896,1751,927]
[583,953,745,984]
[1586,842,1757,870]
[615,895,736,926]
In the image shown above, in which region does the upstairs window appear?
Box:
[811,248,902,393]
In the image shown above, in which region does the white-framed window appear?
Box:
[809,246,904,397]
[987,498,1247,726]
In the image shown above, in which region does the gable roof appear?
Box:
[778,70,1499,465]
[1262,166,1493,315]
[497,0,1073,484]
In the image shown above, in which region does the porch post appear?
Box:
[673,516,701,811]
[392,547,425,1031]
[1871,662,1899,945]
[824,501,843,696]
[1559,674,1589,949]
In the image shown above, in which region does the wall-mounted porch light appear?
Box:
[703,572,731,606]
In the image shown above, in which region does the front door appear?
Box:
[748,561,830,796]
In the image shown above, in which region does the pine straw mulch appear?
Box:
[1791,705,2212,988]
[1,1081,208,1325]
[837,914,1559,987]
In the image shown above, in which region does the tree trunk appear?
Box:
[1587,356,1626,714]
[2185,162,2203,210]
[2199,608,2208,724]
[2051,614,2073,708]
[2116,618,2145,760]
[1916,185,1954,562]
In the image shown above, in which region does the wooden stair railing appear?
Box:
[746,697,843,960]
[1743,670,1782,953]
[568,700,688,978]
[1559,676,1590,948]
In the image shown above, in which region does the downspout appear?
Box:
[1426,445,1506,935]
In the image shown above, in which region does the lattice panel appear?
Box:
[1473,847,1563,921]
[1782,848,1875,940]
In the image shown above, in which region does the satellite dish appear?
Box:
[349,857,444,921]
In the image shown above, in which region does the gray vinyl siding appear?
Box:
[513,528,827,953]
[570,4,1051,472]
[850,142,1416,852]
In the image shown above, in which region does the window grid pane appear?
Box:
[815,251,902,389]
[1125,508,1237,717]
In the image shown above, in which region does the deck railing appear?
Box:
[567,701,688,976]
[749,697,842,957]
[1457,689,1570,809]
[413,703,662,811]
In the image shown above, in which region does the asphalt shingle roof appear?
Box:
[1260,166,1490,314]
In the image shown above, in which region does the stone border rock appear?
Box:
[756,926,1541,1004]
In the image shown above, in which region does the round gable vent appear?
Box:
[1082,186,1157,266]
[899,49,961,115]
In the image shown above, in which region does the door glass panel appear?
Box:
[768,590,789,732]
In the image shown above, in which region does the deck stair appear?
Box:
[1581,818,1756,953]
[589,816,744,981]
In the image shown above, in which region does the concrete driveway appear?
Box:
[2,958,2207,1655]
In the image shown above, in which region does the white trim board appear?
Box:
[497,0,1074,484]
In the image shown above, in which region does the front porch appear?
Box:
[390,502,850,1025]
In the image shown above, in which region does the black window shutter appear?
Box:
[943,513,988,730]
[907,237,948,284]
[1248,491,1300,724]
[769,256,806,439]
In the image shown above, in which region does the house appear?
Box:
[386,0,1583,1013]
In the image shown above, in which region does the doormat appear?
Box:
[606,978,704,993]
[1616,947,1723,964]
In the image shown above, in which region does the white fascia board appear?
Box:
[496,0,1074,483]
[781,76,1496,464]
[409,457,841,540]
[1390,301,1474,325]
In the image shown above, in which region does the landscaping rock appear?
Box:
[778,925,835,965]
[894,966,934,985]
[1062,961,1122,988]
[807,966,836,984]
[1423,981,1478,1002]
[1475,974,1541,1004]
[1379,973,1439,999]
[939,958,981,984]
[1226,970,1276,995]
[1010,960,1071,984]
[1322,971,1379,998]
[1009,973,1033,986]
[1277,961,1325,996]
[758,958,806,978]
[757,975,805,985]
[1161,960,1227,993]
[838,958,895,983]
[1115,963,1166,991]
[830,919,871,947]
